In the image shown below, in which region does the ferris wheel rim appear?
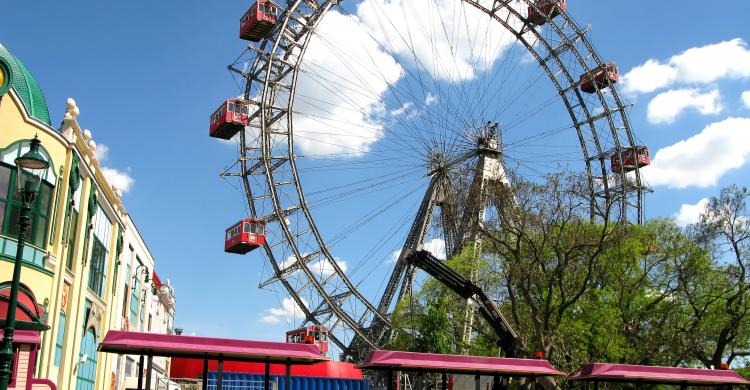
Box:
[231,0,645,359]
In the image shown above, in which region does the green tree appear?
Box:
[416,295,454,354]
[388,177,750,373]
[683,185,750,368]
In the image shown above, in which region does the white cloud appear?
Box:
[622,59,678,95]
[425,93,438,106]
[391,238,447,262]
[93,143,109,161]
[670,39,750,84]
[101,167,134,193]
[279,254,347,278]
[94,143,134,193]
[622,38,750,95]
[674,198,709,227]
[292,10,403,157]
[642,117,750,188]
[390,101,414,117]
[742,91,750,109]
[357,0,523,82]
[258,297,306,325]
[310,258,348,278]
[647,89,722,124]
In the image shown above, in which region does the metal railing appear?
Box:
[155,377,279,390]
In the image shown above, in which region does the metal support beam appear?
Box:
[285,361,291,390]
[378,175,442,314]
[264,360,271,390]
[217,358,224,390]
[457,129,510,349]
[145,354,153,390]
[202,358,208,390]
[138,355,144,390]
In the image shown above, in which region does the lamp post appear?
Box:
[0,135,50,390]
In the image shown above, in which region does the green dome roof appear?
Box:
[0,43,51,126]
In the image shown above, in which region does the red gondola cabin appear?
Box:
[225,218,266,254]
[611,146,650,173]
[240,1,280,42]
[210,99,249,140]
[286,325,329,355]
[580,62,619,94]
[527,0,566,26]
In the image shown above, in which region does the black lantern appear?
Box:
[14,135,49,202]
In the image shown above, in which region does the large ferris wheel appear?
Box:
[212,0,650,361]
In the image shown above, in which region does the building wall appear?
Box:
[110,214,176,389]
[0,50,175,390]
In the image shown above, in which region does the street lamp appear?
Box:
[0,135,50,390]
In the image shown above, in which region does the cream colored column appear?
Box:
[56,177,93,390]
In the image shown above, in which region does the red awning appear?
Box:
[98,331,328,364]
[359,350,564,377]
[570,363,750,385]
[0,281,49,331]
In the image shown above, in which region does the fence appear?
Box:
[155,377,279,390]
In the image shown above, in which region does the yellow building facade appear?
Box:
[0,43,169,389]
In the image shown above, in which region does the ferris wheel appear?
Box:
[212,0,650,361]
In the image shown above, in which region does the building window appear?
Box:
[76,327,98,390]
[125,357,134,377]
[0,164,54,248]
[54,310,66,366]
[88,237,107,296]
[129,268,140,327]
[140,293,146,331]
[87,203,111,297]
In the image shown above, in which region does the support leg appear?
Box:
[145,355,153,390]
[217,358,224,390]
[442,373,447,390]
[387,370,394,390]
[264,360,271,390]
[475,374,480,390]
[202,358,208,390]
[138,355,144,390]
[285,361,291,390]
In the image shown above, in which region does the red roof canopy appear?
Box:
[570,363,750,386]
[98,331,328,364]
[0,281,49,331]
[360,350,564,377]
[152,272,162,290]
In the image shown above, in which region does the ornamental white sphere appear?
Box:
[89,140,97,152]
[83,129,92,141]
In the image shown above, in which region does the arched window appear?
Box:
[53,310,66,366]
[76,327,98,390]
[87,202,111,296]
[0,141,56,248]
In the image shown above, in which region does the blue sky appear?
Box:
[2,1,750,348]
